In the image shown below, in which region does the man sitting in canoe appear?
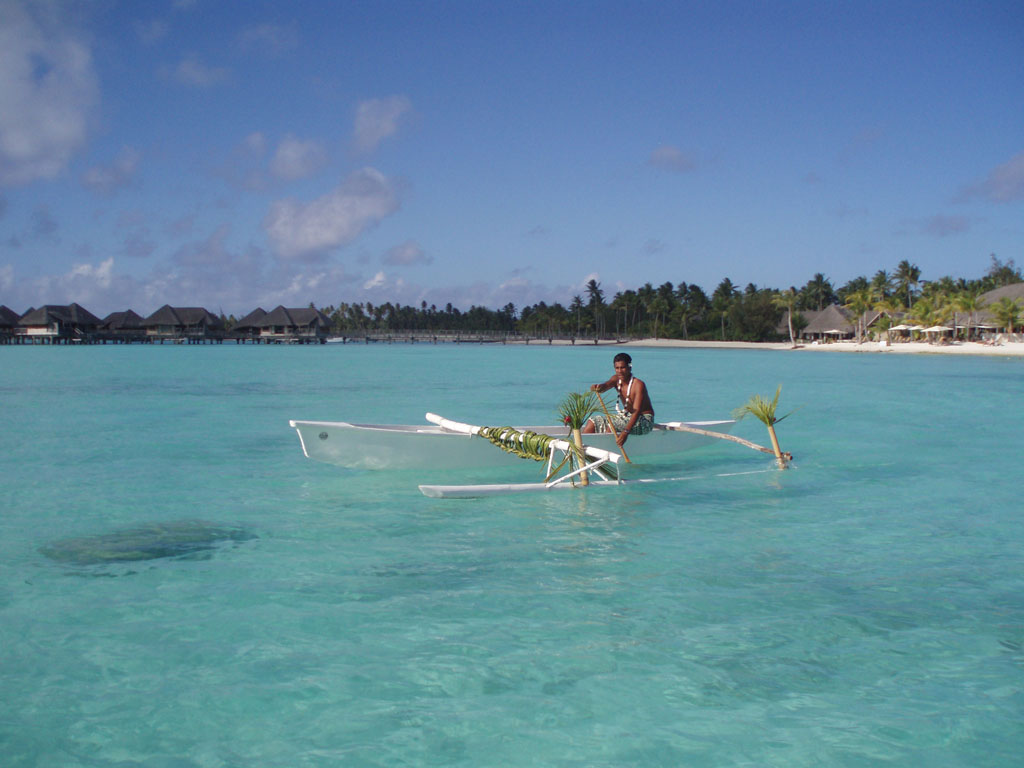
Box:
[583,352,654,446]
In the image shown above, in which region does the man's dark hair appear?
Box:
[613,352,632,366]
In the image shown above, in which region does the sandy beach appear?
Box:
[553,337,1024,357]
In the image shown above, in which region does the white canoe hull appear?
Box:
[288,416,735,471]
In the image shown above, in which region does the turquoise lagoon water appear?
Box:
[1,343,1022,767]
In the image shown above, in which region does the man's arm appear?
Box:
[590,375,618,393]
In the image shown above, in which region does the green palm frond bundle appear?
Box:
[732,386,794,469]
[557,391,602,431]
[731,386,792,426]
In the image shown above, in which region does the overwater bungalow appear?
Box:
[253,306,332,343]
[228,307,267,343]
[0,305,21,344]
[100,310,147,343]
[16,303,102,344]
[142,305,225,343]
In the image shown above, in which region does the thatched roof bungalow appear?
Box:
[101,310,147,342]
[801,304,854,339]
[977,282,1024,330]
[142,305,224,341]
[0,305,22,343]
[228,307,267,341]
[18,303,102,343]
[254,306,331,342]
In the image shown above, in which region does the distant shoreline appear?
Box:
[601,338,1024,357]
[6,335,1023,356]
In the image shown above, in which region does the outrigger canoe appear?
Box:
[288,412,736,471]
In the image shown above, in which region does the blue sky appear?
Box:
[1,0,1021,317]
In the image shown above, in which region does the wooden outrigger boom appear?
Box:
[421,413,625,497]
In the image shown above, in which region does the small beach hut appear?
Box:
[801,304,854,342]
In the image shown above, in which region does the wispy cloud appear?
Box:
[648,145,695,174]
[923,214,971,237]
[353,96,412,154]
[168,53,230,87]
[81,146,140,195]
[0,1,99,186]
[382,240,431,266]
[958,151,1024,203]
[136,19,168,45]
[264,167,400,260]
[270,135,328,181]
[237,23,298,57]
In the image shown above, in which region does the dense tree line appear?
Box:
[306,256,1022,342]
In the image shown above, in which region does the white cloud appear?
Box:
[648,145,695,174]
[382,240,431,266]
[363,271,386,290]
[26,256,127,310]
[0,0,99,186]
[0,263,12,291]
[81,146,140,195]
[960,151,1024,203]
[170,53,230,87]
[353,96,412,154]
[270,135,328,181]
[237,23,298,56]
[264,167,400,260]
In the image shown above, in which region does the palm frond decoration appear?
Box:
[732,386,792,469]
[556,390,604,485]
[557,390,602,431]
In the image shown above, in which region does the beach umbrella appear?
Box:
[923,325,953,332]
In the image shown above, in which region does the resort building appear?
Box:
[252,306,332,343]
[142,306,225,343]
[0,305,20,344]
[16,304,103,343]
[100,310,147,343]
[228,308,268,343]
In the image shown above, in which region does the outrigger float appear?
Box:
[290,388,792,499]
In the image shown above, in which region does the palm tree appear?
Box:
[871,270,893,298]
[637,283,655,335]
[802,273,836,311]
[648,295,671,339]
[570,295,584,337]
[585,279,605,337]
[843,287,874,344]
[954,288,984,341]
[712,278,738,340]
[873,296,902,343]
[989,297,1022,337]
[772,288,799,347]
[894,260,921,309]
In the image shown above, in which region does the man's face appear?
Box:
[614,360,630,380]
